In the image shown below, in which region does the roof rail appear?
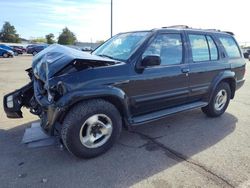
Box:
[205,29,221,32]
[222,31,234,36]
[205,29,234,35]
[162,25,189,29]
[161,26,235,35]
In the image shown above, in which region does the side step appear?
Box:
[131,101,208,126]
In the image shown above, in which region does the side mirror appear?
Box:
[141,55,161,67]
[243,52,249,59]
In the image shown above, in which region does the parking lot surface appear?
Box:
[0,55,250,188]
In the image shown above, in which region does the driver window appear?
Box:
[143,33,183,65]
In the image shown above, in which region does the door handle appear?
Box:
[181,68,190,73]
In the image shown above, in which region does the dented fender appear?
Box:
[55,86,131,118]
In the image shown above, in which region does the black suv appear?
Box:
[3,26,246,158]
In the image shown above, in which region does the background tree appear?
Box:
[30,37,46,43]
[96,40,105,44]
[58,27,76,45]
[45,33,55,44]
[0,21,20,43]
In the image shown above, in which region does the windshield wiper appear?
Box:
[98,54,115,60]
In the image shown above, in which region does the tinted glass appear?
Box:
[219,36,241,58]
[189,34,209,62]
[207,36,218,60]
[143,33,183,65]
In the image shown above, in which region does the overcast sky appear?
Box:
[0,0,249,43]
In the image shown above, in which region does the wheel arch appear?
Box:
[208,71,236,103]
[56,88,131,127]
[221,77,236,99]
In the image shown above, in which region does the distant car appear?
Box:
[10,45,26,53]
[246,50,250,61]
[9,46,23,56]
[243,49,250,61]
[0,44,13,51]
[0,47,14,58]
[82,46,93,51]
[26,44,48,56]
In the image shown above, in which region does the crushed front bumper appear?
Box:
[3,81,63,135]
[3,82,33,118]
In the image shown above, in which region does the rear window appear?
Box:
[219,36,241,58]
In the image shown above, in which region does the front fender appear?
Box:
[55,86,131,119]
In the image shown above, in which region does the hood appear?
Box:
[32,44,118,82]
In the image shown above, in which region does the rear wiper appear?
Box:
[98,54,115,60]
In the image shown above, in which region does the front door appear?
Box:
[128,32,189,116]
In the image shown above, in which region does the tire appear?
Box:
[32,51,37,56]
[14,52,18,56]
[3,53,8,58]
[61,99,122,158]
[202,82,231,117]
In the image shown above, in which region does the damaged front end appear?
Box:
[3,44,119,135]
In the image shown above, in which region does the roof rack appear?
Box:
[205,29,234,35]
[222,31,234,36]
[162,25,189,29]
[205,29,221,32]
[161,26,235,35]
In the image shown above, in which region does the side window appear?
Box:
[189,34,210,62]
[219,36,241,58]
[143,33,183,66]
[207,36,218,60]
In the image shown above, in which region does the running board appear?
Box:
[130,101,208,126]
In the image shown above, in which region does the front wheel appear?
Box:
[202,82,231,117]
[61,99,122,158]
[3,53,9,58]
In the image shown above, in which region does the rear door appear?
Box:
[128,31,190,116]
[185,31,230,103]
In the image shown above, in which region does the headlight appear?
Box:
[7,95,14,108]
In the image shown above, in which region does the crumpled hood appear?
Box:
[32,44,117,82]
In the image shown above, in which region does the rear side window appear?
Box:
[189,34,219,62]
[219,36,241,58]
[207,36,218,60]
[189,35,210,62]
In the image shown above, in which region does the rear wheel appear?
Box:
[202,82,231,117]
[61,99,122,158]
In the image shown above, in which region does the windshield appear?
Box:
[93,31,149,61]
